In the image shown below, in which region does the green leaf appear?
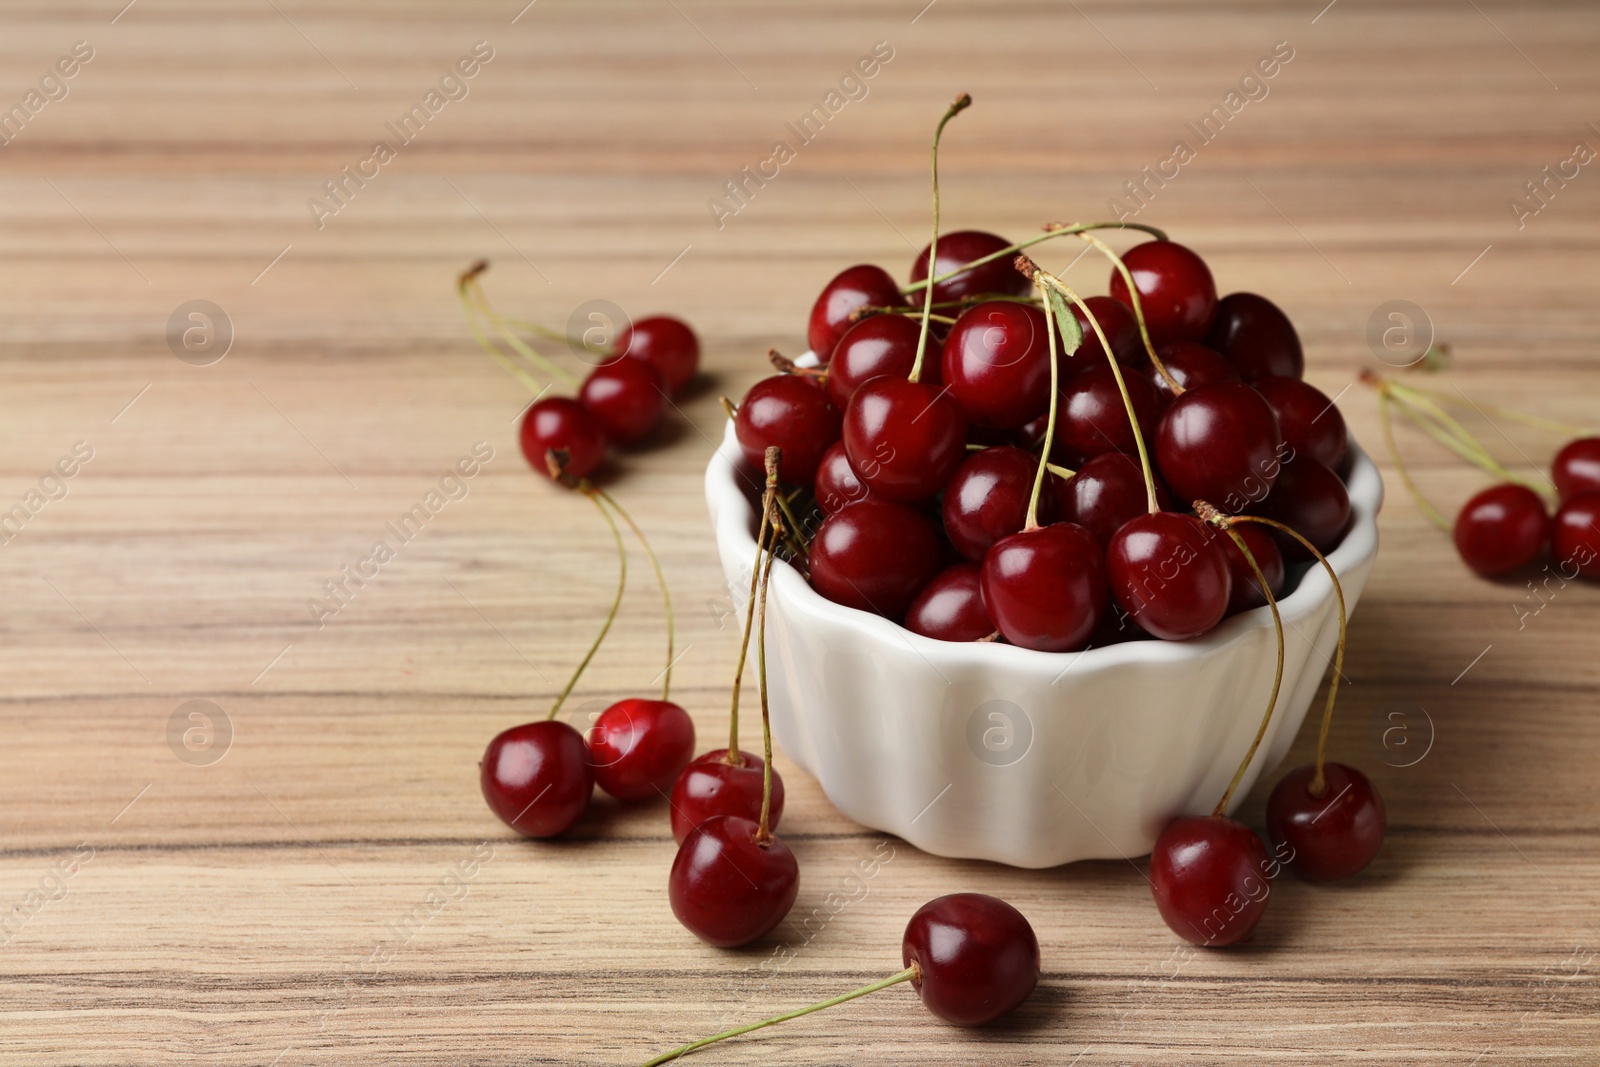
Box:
[1045,287,1083,357]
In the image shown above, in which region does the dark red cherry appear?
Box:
[810,500,942,620]
[941,302,1053,429]
[905,562,994,642]
[669,815,799,948]
[1055,362,1164,461]
[1149,815,1271,947]
[578,358,666,446]
[1150,341,1239,401]
[1551,492,1600,578]
[1204,292,1304,382]
[614,315,699,395]
[1215,520,1285,614]
[480,720,594,838]
[1266,762,1385,882]
[842,378,967,503]
[587,698,696,802]
[910,230,1030,304]
[1107,511,1231,641]
[979,522,1108,652]
[1108,240,1217,346]
[735,374,841,484]
[1452,483,1548,577]
[1252,375,1347,470]
[1155,382,1283,511]
[902,893,1041,1026]
[669,749,785,844]
[1069,295,1146,373]
[826,313,935,411]
[1552,437,1600,502]
[1058,453,1172,549]
[808,264,903,363]
[1256,456,1350,560]
[520,398,607,480]
[942,446,1053,561]
[813,440,876,513]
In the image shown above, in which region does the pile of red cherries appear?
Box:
[1451,435,1600,580]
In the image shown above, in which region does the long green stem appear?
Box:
[755,507,778,842]
[1377,391,1451,531]
[466,275,581,389]
[910,93,971,384]
[1072,231,1181,394]
[594,489,674,701]
[503,313,579,346]
[1392,381,1595,438]
[638,967,918,1066]
[1023,266,1062,531]
[725,489,771,764]
[457,280,546,396]
[901,221,1169,296]
[548,489,626,719]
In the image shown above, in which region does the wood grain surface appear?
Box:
[2,2,1598,1064]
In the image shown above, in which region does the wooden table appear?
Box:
[2,2,1597,1063]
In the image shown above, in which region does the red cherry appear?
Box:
[1551,493,1600,578]
[910,230,1031,304]
[669,815,799,948]
[1155,382,1283,511]
[842,377,967,503]
[669,749,785,844]
[902,893,1041,1026]
[905,562,995,642]
[941,301,1054,429]
[1266,762,1385,882]
[1256,456,1351,560]
[809,500,942,620]
[1149,815,1272,947]
[1057,452,1172,549]
[1108,240,1217,345]
[979,522,1108,652]
[1552,437,1600,502]
[520,398,607,480]
[1252,375,1347,471]
[578,358,666,446]
[480,720,594,838]
[614,315,699,395]
[587,698,696,802]
[1068,295,1146,373]
[1054,362,1164,461]
[813,440,876,513]
[1215,520,1285,614]
[1107,512,1231,641]
[1150,341,1239,401]
[942,446,1054,561]
[826,313,935,412]
[808,264,903,363]
[735,375,841,485]
[1452,483,1549,577]
[1204,292,1304,382]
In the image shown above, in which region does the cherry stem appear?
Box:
[459,265,581,389]
[725,476,772,766]
[909,92,971,385]
[1388,382,1551,496]
[503,313,593,351]
[1196,503,1286,818]
[719,396,738,421]
[773,488,812,554]
[856,295,1039,322]
[1047,462,1076,479]
[755,447,783,843]
[1376,389,1451,532]
[637,966,918,1066]
[456,271,546,396]
[901,220,1170,296]
[1391,379,1594,439]
[1021,261,1063,531]
[593,488,675,701]
[1230,514,1349,798]
[546,479,627,720]
[1070,231,1181,393]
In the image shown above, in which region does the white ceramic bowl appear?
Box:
[705,417,1382,869]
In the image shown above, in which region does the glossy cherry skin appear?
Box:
[480,720,594,838]
[1257,456,1350,560]
[1155,382,1283,511]
[520,398,607,480]
[810,500,942,619]
[808,264,903,363]
[669,749,785,844]
[578,358,666,446]
[813,440,876,513]
[1150,341,1239,401]
[669,815,799,948]
[1215,520,1285,614]
[942,302,1053,429]
[1108,240,1217,346]
[587,698,696,802]
[1204,292,1304,382]
[735,374,841,485]
[1058,452,1172,549]
[1551,493,1600,578]
[1451,483,1548,577]
[1266,762,1385,882]
[1055,362,1164,461]
[910,230,1030,304]
[980,522,1108,652]
[905,563,995,642]
[1107,512,1231,641]
[843,377,968,503]
[826,313,934,412]
[1150,816,1272,947]
[1252,375,1347,471]
[942,446,1053,561]
[1552,437,1600,502]
[1069,295,1147,373]
[614,315,699,395]
[902,893,1040,1026]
